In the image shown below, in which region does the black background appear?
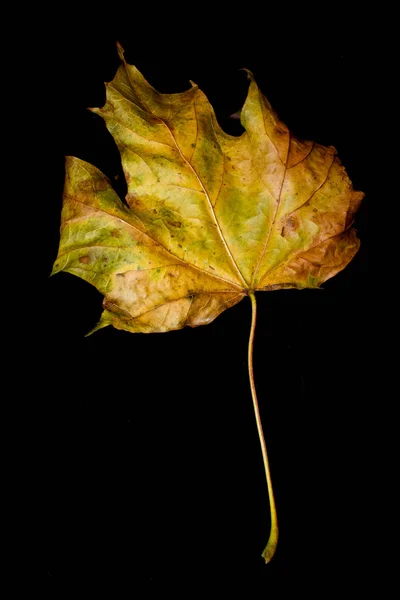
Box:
[29,7,371,595]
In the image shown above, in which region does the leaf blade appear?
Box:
[53,54,364,333]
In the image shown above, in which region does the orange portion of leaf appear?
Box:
[52,45,363,334]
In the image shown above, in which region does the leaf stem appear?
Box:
[248,292,278,563]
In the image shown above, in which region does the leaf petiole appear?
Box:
[248,292,278,563]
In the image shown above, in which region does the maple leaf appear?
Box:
[52,44,364,562]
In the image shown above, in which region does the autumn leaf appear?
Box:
[52,43,364,562]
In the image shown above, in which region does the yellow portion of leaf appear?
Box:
[53,47,363,334]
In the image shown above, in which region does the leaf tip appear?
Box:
[50,261,61,277]
[85,311,112,337]
[116,40,125,62]
[84,321,109,337]
[240,68,254,81]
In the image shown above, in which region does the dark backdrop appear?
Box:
[30,8,370,595]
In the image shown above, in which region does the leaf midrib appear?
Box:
[119,62,248,289]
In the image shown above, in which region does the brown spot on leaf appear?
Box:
[166,218,182,228]
[285,216,297,230]
[79,255,90,264]
[79,179,93,192]
[111,229,121,238]
[281,215,300,237]
[94,180,108,192]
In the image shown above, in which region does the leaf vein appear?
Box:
[65,198,242,290]
[251,132,291,286]
[126,76,248,288]
[286,141,314,170]
[275,155,336,225]
[257,226,354,287]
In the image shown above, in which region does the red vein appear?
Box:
[286,141,314,170]
[188,99,198,162]
[257,226,353,288]
[251,132,291,287]
[256,156,337,287]
[274,156,336,226]
[258,88,285,165]
[213,154,225,209]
